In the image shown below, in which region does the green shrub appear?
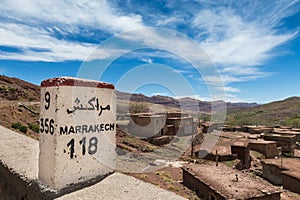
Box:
[29,123,39,133]
[11,122,27,133]
[19,126,27,133]
[11,122,21,129]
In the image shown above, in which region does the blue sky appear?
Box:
[0,0,300,104]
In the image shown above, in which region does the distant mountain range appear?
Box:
[116,91,259,112]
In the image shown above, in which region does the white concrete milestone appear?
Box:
[39,77,116,190]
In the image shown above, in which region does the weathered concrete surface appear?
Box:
[0,125,187,199]
[57,173,187,200]
[0,125,38,180]
[0,125,41,199]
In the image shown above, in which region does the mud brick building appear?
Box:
[182,163,281,200]
[261,158,300,194]
[166,113,195,136]
[128,112,197,137]
[242,126,273,134]
[201,122,223,133]
[128,113,166,137]
[272,128,300,142]
[261,133,296,153]
[249,139,280,158]
[231,139,251,168]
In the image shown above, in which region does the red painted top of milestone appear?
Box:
[41,77,114,89]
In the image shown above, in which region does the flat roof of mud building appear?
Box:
[184,163,280,199]
[273,129,300,135]
[167,117,193,120]
[231,139,249,147]
[261,158,300,174]
[282,170,300,180]
[249,139,277,144]
[263,133,296,138]
[137,115,165,118]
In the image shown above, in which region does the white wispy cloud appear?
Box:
[0,0,144,61]
[222,86,240,93]
[0,22,97,61]
[156,16,184,26]
[0,0,144,33]
[192,5,298,68]
[224,93,251,103]
[152,92,171,96]
[141,58,153,64]
[189,1,299,97]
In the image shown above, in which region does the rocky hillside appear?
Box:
[226,96,300,127]
[0,75,40,101]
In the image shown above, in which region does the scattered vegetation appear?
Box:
[250,150,264,159]
[139,174,148,179]
[129,102,147,113]
[225,97,300,128]
[155,171,174,184]
[283,152,294,158]
[11,122,27,133]
[123,135,157,152]
[198,113,210,122]
[168,186,180,192]
[224,159,239,168]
